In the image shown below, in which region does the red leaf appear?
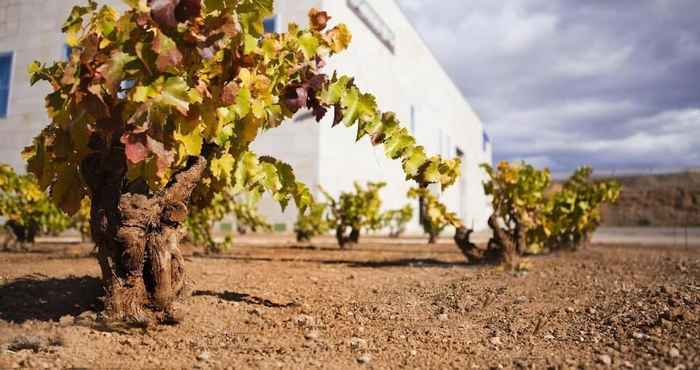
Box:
[281,84,308,113]
[149,0,179,29]
[221,82,239,105]
[120,133,149,164]
[152,32,183,72]
[309,8,331,31]
[146,136,175,176]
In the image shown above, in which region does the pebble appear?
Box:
[438,313,448,321]
[632,332,646,339]
[669,348,680,358]
[489,336,502,346]
[515,296,527,304]
[598,354,612,366]
[409,349,417,356]
[587,307,597,314]
[293,314,314,327]
[350,337,367,351]
[357,353,371,364]
[622,360,634,368]
[248,308,264,316]
[566,307,575,313]
[58,315,74,326]
[197,351,210,361]
[543,334,555,340]
[304,330,320,340]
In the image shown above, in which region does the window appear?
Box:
[0,52,13,119]
[409,105,415,134]
[263,15,277,33]
[63,44,73,60]
[483,130,490,152]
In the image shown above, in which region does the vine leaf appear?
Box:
[50,163,86,215]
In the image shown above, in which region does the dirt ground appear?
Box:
[0,235,698,369]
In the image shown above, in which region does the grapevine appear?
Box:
[24,0,461,324]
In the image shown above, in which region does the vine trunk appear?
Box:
[82,150,206,325]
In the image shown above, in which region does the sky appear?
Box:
[396,0,700,175]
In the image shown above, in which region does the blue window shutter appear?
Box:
[482,131,490,152]
[263,15,277,33]
[0,52,13,119]
[64,44,73,60]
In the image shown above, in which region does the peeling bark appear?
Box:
[454,225,500,265]
[82,151,205,325]
[488,215,519,269]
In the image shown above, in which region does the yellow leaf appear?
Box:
[211,153,235,180]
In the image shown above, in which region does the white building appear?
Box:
[0,0,493,234]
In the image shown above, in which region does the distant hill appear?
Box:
[597,171,700,227]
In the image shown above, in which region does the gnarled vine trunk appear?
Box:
[488,215,519,269]
[2,219,39,251]
[81,150,206,325]
[457,215,519,268]
[336,225,359,249]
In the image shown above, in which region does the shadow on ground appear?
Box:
[192,290,299,308]
[0,274,103,323]
[275,244,461,255]
[198,254,467,269]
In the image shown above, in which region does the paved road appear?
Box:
[593,227,700,246]
[35,227,700,247]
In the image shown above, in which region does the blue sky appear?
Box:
[397,0,700,174]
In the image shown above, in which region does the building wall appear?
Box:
[314,0,493,232]
[1,1,76,171]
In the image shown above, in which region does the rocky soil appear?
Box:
[0,236,698,369]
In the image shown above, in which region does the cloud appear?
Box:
[397,0,700,173]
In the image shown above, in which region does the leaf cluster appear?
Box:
[232,196,271,233]
[407,187,461,240]
[482,161,621,253]
[381,204,413,237]
[0,165,73,243]
[24,1,460,218]
[322,181,386,234]
[186,189,268,253]
[294,199,330,242]
[542,166,621,249]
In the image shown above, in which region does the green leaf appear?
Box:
[259,162,282,193]
[235,87,252,118]
[160,77,192,115]
[401,146,428,179]
[95,5,118,39]
[384,129,415,159]
[243,34,259,54]
[211,153,236,180]
[99,51,137,94]
[298,32,320,60]
[174,118,203,158]
[50,164,86,215]
[318,76,350,105]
